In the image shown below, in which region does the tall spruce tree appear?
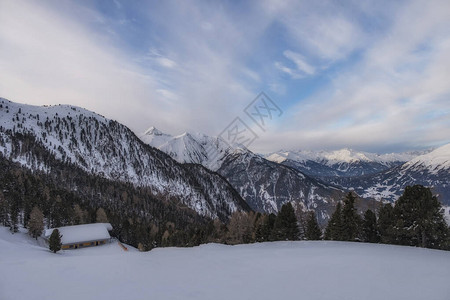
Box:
[362,209,380,243]
[49,228,62,253]
[255,213,276,242]
[324,202,343,240]
[305,211,322,240]
[274,203,299,241]
[9,200,19,233]
[0,191,8,226]
[392,185,449,249]
[28,206,44,239]
[377,203,395,244]
[341,192,361,241]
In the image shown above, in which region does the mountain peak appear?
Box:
[144,126,165,136]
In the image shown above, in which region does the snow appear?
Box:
[1,226,450,300]
[265,148,429,166]
[44,223,112,244]
[139,126,173,148]
[404,143,450,174]
[139,126,245,171]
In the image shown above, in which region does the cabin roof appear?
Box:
[44,223,112,245]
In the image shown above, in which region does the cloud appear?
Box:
[283,50,315,75]
[0,0,449,153]
[275,50,316,79]
[0,0,174,133]
[262,0,365,62]
[261,0,450,152]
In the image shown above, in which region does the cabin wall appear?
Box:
[61,239,108,250]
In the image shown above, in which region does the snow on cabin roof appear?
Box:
[44,223,112,245]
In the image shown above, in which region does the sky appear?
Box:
[0,0,449,153]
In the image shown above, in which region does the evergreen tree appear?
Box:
[392,185,449,249]
[341,192,361,241]
[28,206,44,239]
[255,213,276,242]
[96,207,108,223]
[324,202,342,240]
[273,203,299,241]
[0,191,8,226]
[9,199,19,233]
[377,203,395,244]
[362,209,379,243]
[305,211,322,240]
[49,228,62,253]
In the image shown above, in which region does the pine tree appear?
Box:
[377,203,395,244]
[28,206,44,239]
[96,207,108,223]
[305,211,322,240]
[273,203,299,241]
[341,192,361,241]
[9,200,19,233]
[255,213,276,242]
[49,228,62,253]
[324,202,342,240]
[0,191,8,227]
[392,185,450,249]
[362,209,379,243]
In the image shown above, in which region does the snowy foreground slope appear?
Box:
[1,228,450,300]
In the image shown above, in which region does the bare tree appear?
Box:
[96,208,108,223]
[28,206,44,239]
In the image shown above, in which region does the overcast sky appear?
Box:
[1,0,449,153]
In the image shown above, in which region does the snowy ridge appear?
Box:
[266,148,427,165]
[0,98,248,220]
[403,143,450,174]
[265,148,430,178]
[140,126,248,171]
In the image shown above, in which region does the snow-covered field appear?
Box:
[1,227,450,300]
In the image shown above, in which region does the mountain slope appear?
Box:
[141,127,348,223]
[217,150,346,222]
[140,127,234,170]
[332,144,450,204]
[0,98,248,220]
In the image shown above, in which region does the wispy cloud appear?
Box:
[0,0,449,152]
[275,50,316,79]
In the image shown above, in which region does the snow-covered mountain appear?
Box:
[332,144,450,204]
[265,148,429,178]
[0,98,249,220]
[141,127,351,223]
[140,127,234,171]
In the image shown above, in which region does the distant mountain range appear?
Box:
[141,126,450,207]
[330,144,450,205]
[265,148,431,178]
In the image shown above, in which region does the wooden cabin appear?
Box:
[44,223,113,250]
